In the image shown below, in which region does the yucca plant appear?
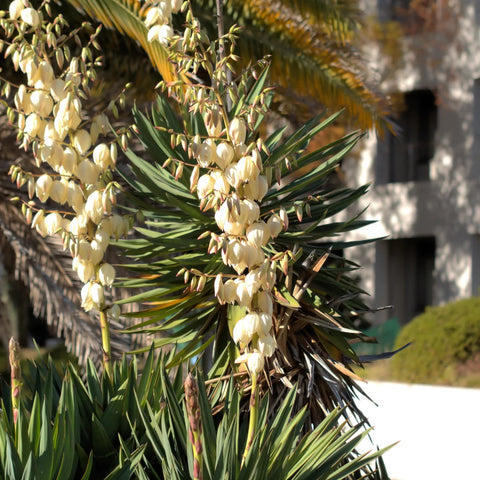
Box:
[115,6,375,429]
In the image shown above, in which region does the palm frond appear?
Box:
[66,0,176,83]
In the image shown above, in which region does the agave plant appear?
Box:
[0,343,389,480]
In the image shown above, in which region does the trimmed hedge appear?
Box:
[391,297,480,384]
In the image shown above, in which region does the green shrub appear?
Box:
[391,297,480,384]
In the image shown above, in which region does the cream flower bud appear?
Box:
[216,142,234,169]
[90,283,105,310]
[246,221,269,247]
[36,174,53,203]
[268,214,283,238]
[30,90,53,117]
[111,214,126,239]
[247,352,264,375]
[229,118,246,145]
[279,206,289,231]
[197,174,215,199]
[50,78,67,102]
[9,0,24,19]
[21,8,40,28]
[257,291,273,315]
[93,143,113,170]
[73,129,92,156]
[99,263,116,286]
[257,334,276,357]
[108,303,121,321]
[44,212,62,235]
[77,160,99,185]
[76,259,95,283]
[50,180,68,204]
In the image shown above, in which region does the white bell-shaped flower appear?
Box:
[77,159,99,185]
[268,213,283,238]
[44,212,62,236]
[50,78,67,102]
[36,174,53,203]
[49,180,68,204]
[89,283,105,310]
[9,0,24,19]
[257,334,276,357]
[246,221,269,247]
[232,318,250,344]
[85,190,104,225]
[229,118,246,145]
[30,90,53,117]
[216,142,234,169]
[99,263,116,286]
[235,280,253,308]
[247,352,265,375]
[21,8,40,28]
[257,291,273,315]
[73,129,92,156]
[76,259,95,283]
[93,143,113,170]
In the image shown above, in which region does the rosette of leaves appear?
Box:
[0,349,389,480]
[114,55,376,429]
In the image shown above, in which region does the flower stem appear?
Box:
[9,337,21,438]
[184,373,203,480]
[99,310,112,379]
[242,373,258,465]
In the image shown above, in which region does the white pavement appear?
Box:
[356,381,480,480]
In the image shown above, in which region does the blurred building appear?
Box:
[342,0,480,324]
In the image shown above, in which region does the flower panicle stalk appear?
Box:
[9,337,21,425]
[242,372,259,464]
[184,373,203,480]
[99,310,112,378]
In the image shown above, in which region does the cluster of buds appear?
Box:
[144,0,182,46]
[3,1,128,316]
[191,112,288,375]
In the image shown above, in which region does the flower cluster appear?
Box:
[3,1,128,316]
[144,0,182,46]
[191,114,288,375]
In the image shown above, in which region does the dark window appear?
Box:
[384,237,435,324]
[377,89,437,184]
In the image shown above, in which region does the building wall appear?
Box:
[341,1,480,324]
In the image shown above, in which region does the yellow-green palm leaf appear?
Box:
[67,0,176,83]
